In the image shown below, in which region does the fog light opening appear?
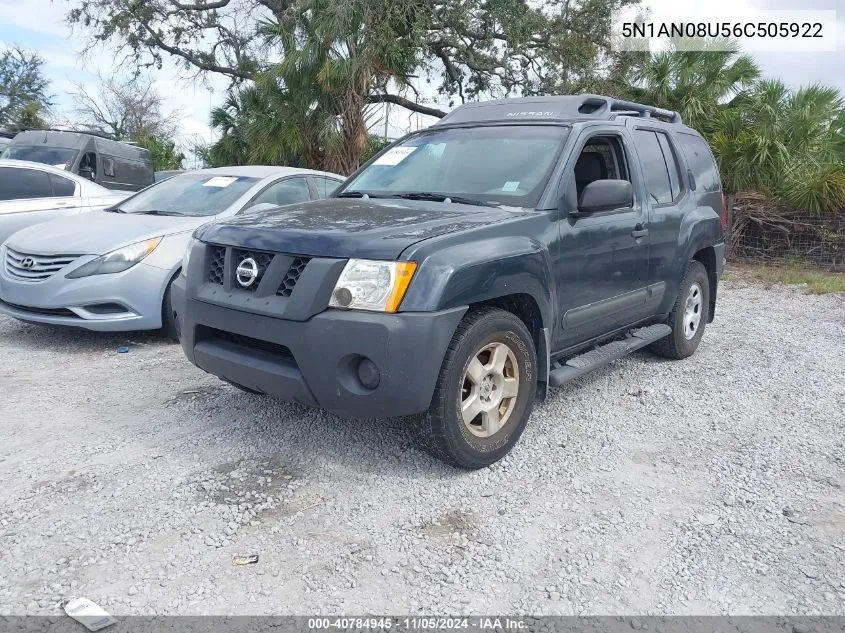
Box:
[357,357,380,390]
[332,287,353,308]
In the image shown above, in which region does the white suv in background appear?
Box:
[0,159,127,246]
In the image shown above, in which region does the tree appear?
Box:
[66,0,636,120]
[709,80,845,214]
[623,39,760,132]
[135,136,186,170]
[0,46,51,130]
[70,75,180,141]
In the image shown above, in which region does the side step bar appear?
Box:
[547,324,672,388]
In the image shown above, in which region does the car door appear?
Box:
[627,125,688,303]
[553,127,651,350]
[0,167,83,245]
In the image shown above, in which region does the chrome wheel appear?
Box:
[460,341,520,438]
[683,282,703,340]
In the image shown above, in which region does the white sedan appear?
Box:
[0,159,127,245]
[0,166,344,337]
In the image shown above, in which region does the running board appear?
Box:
[547,324,672,388]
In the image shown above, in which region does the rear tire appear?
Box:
[161,279,179,342]
[649,260,710,359]
[420,307,537,469]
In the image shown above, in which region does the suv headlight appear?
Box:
[181,237,198,277]
[329,259,417,313]
[66,237,162,279]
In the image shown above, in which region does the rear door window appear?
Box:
[676,133,721,193]
[0,167,54,201]
[249,178,312,207]
[632,130,673,205]
[656,133,683,200]
[313,176,343,198]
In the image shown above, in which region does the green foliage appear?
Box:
[8,102,49,132]
[0,46,51,130]
[623,39,760,132]
[709,80,845,212]
[135,136,185,171]
[626,39,845,213]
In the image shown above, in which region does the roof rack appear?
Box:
[578,95,682,123]
[435,94,683,126]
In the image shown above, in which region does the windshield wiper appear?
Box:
[135,209,188,216]
[105,206,126,213]
[393,192,498,207]
[336,191,392,199]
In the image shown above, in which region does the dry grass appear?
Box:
[724,262,845,294]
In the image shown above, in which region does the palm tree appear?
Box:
[710,80,845,214]
[624,39,760,132]
[259,0,420,174]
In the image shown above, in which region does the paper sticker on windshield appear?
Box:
[203,176,238,188]
[502,181,520,192]
[374,147,416,166]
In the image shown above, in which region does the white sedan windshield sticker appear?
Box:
[502,181,520,192]
[374,146,416,166]
[203,176,238,188]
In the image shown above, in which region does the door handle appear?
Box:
[631,224,649,239]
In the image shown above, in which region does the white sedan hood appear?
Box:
[5,210,214,256]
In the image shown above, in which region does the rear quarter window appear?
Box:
[676,133,721,193]
[50,174,76,196]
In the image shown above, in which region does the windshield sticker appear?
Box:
[202,176,238,188]
[502,181,520,192]
[374,146,417,166]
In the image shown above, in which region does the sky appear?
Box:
[0,0,842,157]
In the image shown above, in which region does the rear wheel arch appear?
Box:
[692,245,718,323]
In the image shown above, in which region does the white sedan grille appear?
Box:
[4,248,81,281]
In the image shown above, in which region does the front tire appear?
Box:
[421,307,537,469]
[649,260,710,359]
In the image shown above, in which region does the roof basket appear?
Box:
[577,95,682,124]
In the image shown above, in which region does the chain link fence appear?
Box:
[728,193,845,271]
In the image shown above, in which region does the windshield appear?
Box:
[342,125,569,207]
[1,146,78,170]
[114,173,259,216]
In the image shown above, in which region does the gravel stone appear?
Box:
[0,279,843,615]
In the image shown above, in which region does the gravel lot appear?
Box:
[0,279,843,616]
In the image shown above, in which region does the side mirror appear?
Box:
[576,179,633,215]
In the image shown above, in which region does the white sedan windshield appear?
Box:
[114,174,259,216]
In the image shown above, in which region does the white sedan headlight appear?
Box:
[329,259,417,313]
[66,237,162,278]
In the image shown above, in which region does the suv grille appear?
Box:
[208,246,225,285]
[277,257,311,297]
[4,248,80,281]
[206,245,310,297]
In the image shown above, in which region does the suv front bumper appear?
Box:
[173,277,466,418]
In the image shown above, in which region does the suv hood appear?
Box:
[197,198,531,260]
[4,210,211,256]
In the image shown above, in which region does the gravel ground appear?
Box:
[0,279,843,617]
